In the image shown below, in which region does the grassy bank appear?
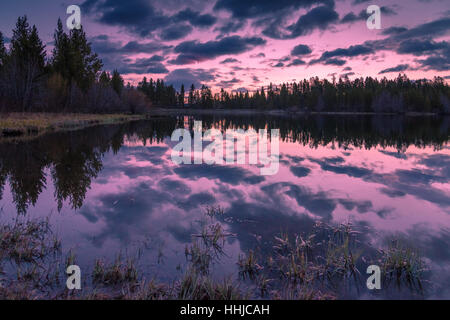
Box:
[0,113,149,139]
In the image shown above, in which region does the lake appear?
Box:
[0,114,449,299]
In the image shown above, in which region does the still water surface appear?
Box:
[0,115,449,299]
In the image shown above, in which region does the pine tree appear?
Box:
[111,69,124,96]
[99,71,111,85]
[10,16,46,70]
[0,31,6,68]
[8,16,46,111]
[179,84,185,106]
[189,84,195,106]
[51,18,70,79]
[67,26,102,91]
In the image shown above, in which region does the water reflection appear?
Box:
[0,114,448,298]
[0,119,179,213]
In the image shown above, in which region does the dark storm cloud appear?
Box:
[312,154,450,208]
[316,161,371,177]
[378,188,406,198]
[291,44,312,56]
[338,199,373,214]
[217,77,242,88]
[378,64,410,74]
[262,5,339,39]
[288,59,307,67]
[376,16,447,47]
[172,8,217,28]
[262,182,337,220]
[418,154,450,178]
[79,0,449,76]
[314,45,374,63]
[160,24,193,41]
[250,53,265,59]
[81,0,169,36]
[220,58,240,64]
[378,150,408,160]
[340,6,397,24]
[79,177,216,246]
[214,20,246,35]
[291,13,450,72]
[90,35,171,55]
[173,165,266,186]
[128,146,170,164]
[79,181,173,244]
[170,36,266,64]
[221,201,317,253]
[416,49,450,71]
[397,39,449,56]
[372,17,450,72]
[167,54,200,65]
[177,192,216,210]
[214,0,334,19]
[396,168,447,185]
[381,26,408,36]
[119,57,169,74]
[158,178,192,194]
[308,44,374,67]
[325,58,347,66]
[308,156,371,178]
[341,71,355,77]
[287,5,339,38]
[119,41,172,54]
[89,35,173,74]
[81,0,217,38]
[290,166,311,178]
[164,68,216,90]
[392,17,450,41]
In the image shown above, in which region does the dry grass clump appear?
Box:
[0,218,61,264]
[92,256,139,286]
[378,240,425,290]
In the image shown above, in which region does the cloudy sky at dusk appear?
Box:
[0,0,449,91]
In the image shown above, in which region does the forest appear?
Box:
[0,16,449,114]
[0,16,148,114]
[137,76,450,113]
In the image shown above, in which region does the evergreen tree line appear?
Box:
[0,16,149,113]
[137,75,450,114]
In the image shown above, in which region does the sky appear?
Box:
[0,0,449,91]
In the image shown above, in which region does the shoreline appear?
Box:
[148,107,443,117]
[0,109,446,141]
[0,113,150,140]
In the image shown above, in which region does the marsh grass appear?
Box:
[92,255,139,286]
[0,218,60,264]
[378,240,425,291]
[177,268,244,300]
[238,250,263,280]
[0,218,62,299]
[0,210,429,300]
[185,206,233,275]
[238,222,385,299]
